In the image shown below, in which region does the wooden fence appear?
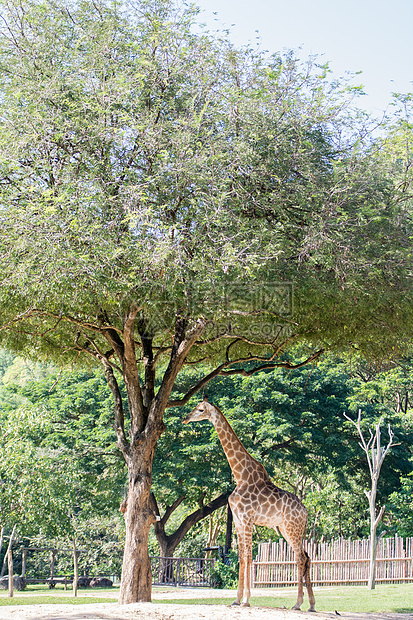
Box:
[253,535,413,587]
[150,557,216,587]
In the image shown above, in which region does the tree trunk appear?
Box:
[101,316,207,604]
[21,549,27,578]
[51,550,55,580]
[368,508,377,590]
[0,527,4,561]
[224,505,233,559]
[158,540,177,559]
[119,444,160,604]
[367,480,385,590]
[157,543,176,585]
[1,525,16,579]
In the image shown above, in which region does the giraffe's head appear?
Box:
[182,397,213,424]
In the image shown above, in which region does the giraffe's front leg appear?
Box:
[240,524,253,607]
[231,515,250,606]
[232,534,245,606]
[229,497,244,606]
[232,555,244,606]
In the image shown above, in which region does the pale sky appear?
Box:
[194,0,413,115]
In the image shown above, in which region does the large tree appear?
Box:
[0,0,412,603]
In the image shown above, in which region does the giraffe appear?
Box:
[182,398,316,611]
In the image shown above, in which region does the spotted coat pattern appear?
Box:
[183,399,316,611]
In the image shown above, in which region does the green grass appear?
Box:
[1,583,413,614]
[155,584,413,614]
[0,584,117,606]
[0,596,116,606]
[251,584,413,614]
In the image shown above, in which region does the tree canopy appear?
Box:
[0,0,412,367]
[0,0,413,603]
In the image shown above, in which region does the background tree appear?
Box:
[149,491,230,560]
[1,0,413,603]
[0,401,124,534]
[1,348,413,571]
[344,411,394,590]
[0,362,127,575]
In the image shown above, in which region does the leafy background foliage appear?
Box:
[1,347,413,571]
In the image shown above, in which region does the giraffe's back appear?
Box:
[230,478,308,531]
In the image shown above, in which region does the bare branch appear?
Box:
[167,362,227,407]
[0,308,124,339]
[71,332,124,375]
[147,317,208,426]
[374,505,385,528]
[101,359,130,459]
[167,348,324,407]
[344,408,394,590]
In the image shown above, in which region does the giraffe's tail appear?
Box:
[303,513,311,579]
[303,550,310,578]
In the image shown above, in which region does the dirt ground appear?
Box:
[0,588,411,620]
[1,603,412,620]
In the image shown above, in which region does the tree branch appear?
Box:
[152,490,231,555]
[374,505,385,528]
[167,362,227,407]
[150,493,187,531]
[119,306,146,438]
[174,490,231,538]
[101,359,130,460]
[138,320,156,408]
[149,317,208,420]
[167,348,324,407]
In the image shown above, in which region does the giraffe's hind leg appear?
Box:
[304,550,316,612]
[279,524,315,612]
[292,547,305,611]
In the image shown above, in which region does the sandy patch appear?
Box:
[0,602,411,620]
[0,588,411,620]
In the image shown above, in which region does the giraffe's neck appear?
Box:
[209,406,268,485]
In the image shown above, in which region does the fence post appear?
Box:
[21,549,27,578]
[50,549,56,580]
[7,548,13,598]
[73,540,78,598]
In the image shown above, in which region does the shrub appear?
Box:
[211,550,239,589]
